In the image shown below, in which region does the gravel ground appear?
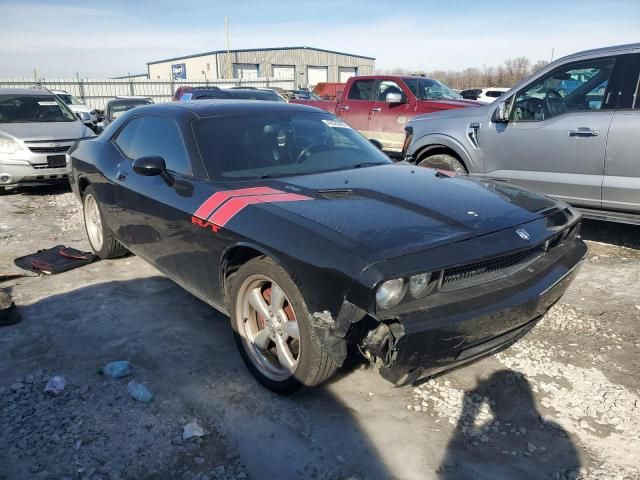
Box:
[1,185,639,480]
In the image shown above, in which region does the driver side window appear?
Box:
[511,57,616,121]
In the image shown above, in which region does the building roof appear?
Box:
[147,46,375,65]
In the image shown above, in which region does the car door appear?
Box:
[338,78,377,136]
[602,53,640,213]
[109,115,222,296]
[368,79,415,151]
[481,54,620,208]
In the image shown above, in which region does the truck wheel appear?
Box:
[82,185,128,259]
[418,153,467,174]
[230,256,338,394]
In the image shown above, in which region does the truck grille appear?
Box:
[28,146,70,154]
[441,246,542,291]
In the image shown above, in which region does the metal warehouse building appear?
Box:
[146,46,375,88]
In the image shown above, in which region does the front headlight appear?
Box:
[0,137,22,154]
[409,273,433,298]
[376,278,407,309]
[79,112,91,121]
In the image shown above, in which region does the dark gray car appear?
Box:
[404,43,640,224]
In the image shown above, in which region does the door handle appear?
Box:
[339,105,349,111]
[370,108,382,112]
[568,127,599,137]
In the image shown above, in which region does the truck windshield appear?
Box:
[55,93,84,106]
[193,111,391,180]
[0,94,77,123]
[110,100,151,118]
[404,78,463,100]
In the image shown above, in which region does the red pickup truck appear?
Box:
[291,75,479,151]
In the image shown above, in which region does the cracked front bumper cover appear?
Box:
[378,240,587,385]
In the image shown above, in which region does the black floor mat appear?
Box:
[14,245,98,275]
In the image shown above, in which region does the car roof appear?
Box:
[137,100,326,118]
[560,42,640,61]
[108,98,152,104]
[0,88,55,96]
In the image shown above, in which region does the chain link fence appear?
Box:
[0,77,296,110]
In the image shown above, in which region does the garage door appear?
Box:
[233,64,258,79]
[273,65,295,78]
[307,66,328,87]
[338,67,357,83]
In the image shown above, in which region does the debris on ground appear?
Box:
[127,380,154,403]
[101,360,131,379]
[183,420,207,441]
[44,375,66,396]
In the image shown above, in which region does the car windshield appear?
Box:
[0,94,77,123]
[110,100,151,118]
[404,78,463,100]
[193,111,391,180]
[56,93,83,106]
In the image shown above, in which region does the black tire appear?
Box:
[229,256,338,394]
[417,152,467,174]
[82,185,128,259]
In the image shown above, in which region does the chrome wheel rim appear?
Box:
[84,194,103,252]
[236,274,300,381]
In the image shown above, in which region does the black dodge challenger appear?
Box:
[69,101,587,393]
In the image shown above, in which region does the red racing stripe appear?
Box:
[192,187,283,220]
[209,193,311,227]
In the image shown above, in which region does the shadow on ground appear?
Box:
[0,276,395,480]
[1,183,71,197]
[580,219,640,250]
[437,370,581,480]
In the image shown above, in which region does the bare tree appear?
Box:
[377,56,545,89]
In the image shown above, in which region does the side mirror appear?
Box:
[369,139,383,150]
[385,92,404,104]
[494,101,509,123]
[132,156,175,186]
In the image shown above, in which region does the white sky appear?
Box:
[1,0,638,78]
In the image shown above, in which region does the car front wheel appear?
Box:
[230,256,338,394]
[82,185,127,259]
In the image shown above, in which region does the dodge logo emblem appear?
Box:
[516,228,530,240]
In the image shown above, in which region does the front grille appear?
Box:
[441,246,542,290]
[28,146,69,154]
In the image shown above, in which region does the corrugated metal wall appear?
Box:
[0,78,295,110]
[148,48,375,88]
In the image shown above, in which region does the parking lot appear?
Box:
[1,185,638,480]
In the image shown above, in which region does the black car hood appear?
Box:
[268,164,558,259]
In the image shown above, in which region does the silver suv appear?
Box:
[403,43,640,224]
[0,88,95,192]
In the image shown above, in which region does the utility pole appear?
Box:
[225,17,232,79]
[550,48,555,62]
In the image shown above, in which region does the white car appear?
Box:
[460,87,509,103]
[50,90,98,131]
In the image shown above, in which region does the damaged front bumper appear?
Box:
[370,239,587,385]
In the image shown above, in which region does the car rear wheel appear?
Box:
[418,152,467,174]
[82,185,127,259]
[230,256,338,394]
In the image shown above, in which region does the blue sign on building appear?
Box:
[172,63,187,80]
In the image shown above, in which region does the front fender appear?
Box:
[408,133,476,172]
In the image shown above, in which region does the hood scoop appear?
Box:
[317,189,353,199]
